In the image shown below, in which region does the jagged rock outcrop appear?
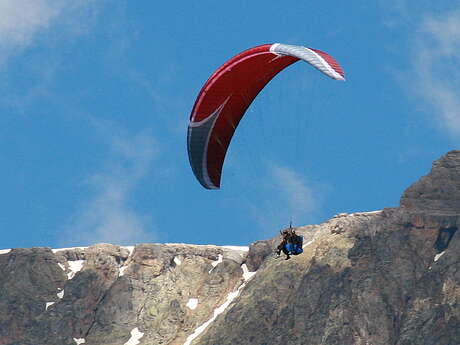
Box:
[1,151,460,345]
[400,150,460,215]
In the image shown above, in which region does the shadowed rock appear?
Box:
[401,150,460,215]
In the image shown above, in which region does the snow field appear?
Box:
[208,254,223,273]
[124,327,144,345]
[434,251,445,262]
[186,298,198,310]
[67,260,85,280]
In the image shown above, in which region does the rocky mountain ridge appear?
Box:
[1,151,460,345]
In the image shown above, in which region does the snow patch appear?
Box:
[164,243,249,251]
[350,210,383,217]
[73,338,86,345]
[222,246,249,251]
[208,254,223,273]
[434,251,445,262]
[186,298,198,310]
[241,264,256,281]
[123,246,135,256]
[124,327,144,345]
[119,266,128,277]
[52,247,87,253]
[303,240,314,248]
[45,302,55,310]
[67,260,85,280]
[57,290,64,299]
[183,272,251,345]
[119,246,135,277]
[0,249,11,254]
[57,259,85,280]
[174,257,182,266]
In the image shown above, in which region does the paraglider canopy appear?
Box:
[187,43,345,189]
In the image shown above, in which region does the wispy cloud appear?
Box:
[61,124,158,246]
[411,9,460,138]
[246,164,323,232]
[0,0,106,116]
[270,165,317,219]
[383,3,460,140]
[0,0,100,65]
[0,0,60,50]
[380,1,453,28]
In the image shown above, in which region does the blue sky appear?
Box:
[1,1,459,249]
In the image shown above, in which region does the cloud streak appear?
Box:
[62,126,158,246]
[385,3,460,140]
[411,8,460,138]
[0,0,107,114]
[245,164,322,232]
[0,0,59,48]
[0,0,101,65]
[270,165,317,219]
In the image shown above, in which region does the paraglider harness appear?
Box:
[276,223,303,260]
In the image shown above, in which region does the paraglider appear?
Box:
[276,222,304,260]
[187,43,345,189]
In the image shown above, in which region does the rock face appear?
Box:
[0,244,249,345]
[400,150,460,215]
[1,151,460,345]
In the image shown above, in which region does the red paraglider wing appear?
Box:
[187,43,344,189]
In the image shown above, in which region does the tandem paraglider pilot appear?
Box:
[276,224,304,260]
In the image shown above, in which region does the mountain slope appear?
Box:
[1,151,460,345]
